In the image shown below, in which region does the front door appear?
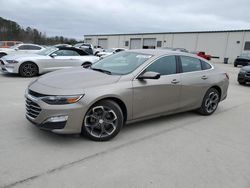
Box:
[132,55,181,119]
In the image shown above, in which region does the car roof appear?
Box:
[129,49,190,56]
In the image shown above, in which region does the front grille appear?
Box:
[26,98,41,119]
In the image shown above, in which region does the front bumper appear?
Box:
[238,72,250,82]
[25,92,88,134]
[0,59,18,73]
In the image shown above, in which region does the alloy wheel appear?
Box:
[21,63,37,77]
[84,106,118,139]
[204,92,219,113]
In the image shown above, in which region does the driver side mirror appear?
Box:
[137,71,161,80]
[50,53,57,58]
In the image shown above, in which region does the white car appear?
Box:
[0,43,44,58]
[97,48,126,58]
[0,46,99,77]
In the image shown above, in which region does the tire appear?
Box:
[198,88,220,115]
[0,53,7,58]
[82,100,124,141]
[19,62,38,77]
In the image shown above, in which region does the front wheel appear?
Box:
[238,81,246,85]
[198,88,220,115]
[19,62,38,77]
[82,100,124,141]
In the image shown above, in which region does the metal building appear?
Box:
[84,30,250,63]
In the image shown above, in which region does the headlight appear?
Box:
[41,95,83,105]
[6,60,19,64]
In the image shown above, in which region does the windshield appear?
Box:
[74,43,84,48]
[91,51,152,75]
[37,47,57,56]
[9,44,20,49]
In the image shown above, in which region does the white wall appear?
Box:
[85,31,250,63]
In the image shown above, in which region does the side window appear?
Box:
[28,45,42,50]
[54,50,80,56]
[146,56,177,75]
[180,56,202,73]
[200,60,212,70]
[18,45,30,50]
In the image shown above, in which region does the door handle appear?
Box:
[201,75,208,80]
[171,79,180,84]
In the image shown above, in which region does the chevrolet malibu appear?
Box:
[25,50,229,141]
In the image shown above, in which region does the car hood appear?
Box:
[0,48,15,51]
[241,66,250,71]
[237,56,250,60]
[29,67,121,95]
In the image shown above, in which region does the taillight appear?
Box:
[225,73,229,80]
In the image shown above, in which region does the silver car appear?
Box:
[25,50,229,141]
[0,47,99,77]
[0,43,44,58]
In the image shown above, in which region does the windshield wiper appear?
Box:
[90,68,112,75]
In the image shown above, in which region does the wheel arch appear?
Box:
[87,96,128,122]
[209,85,222,100]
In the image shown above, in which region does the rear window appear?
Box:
[201,60,212,70]
[180,56,202,73]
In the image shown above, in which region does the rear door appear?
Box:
[132,55,181,119]
[178,55,212,110]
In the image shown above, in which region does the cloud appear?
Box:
[0,0,250,39]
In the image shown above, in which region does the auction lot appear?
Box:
[0,63,250,188]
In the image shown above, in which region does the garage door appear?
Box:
[130,38,142,49]
[98,39,108,49]
[143,38,156,49]
[85,38,92,44]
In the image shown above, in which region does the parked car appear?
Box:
[25,49,229,141]
[238,66,250,85]
[0,46,99,77]
[234,52,250,67]
[93,45,104,55]
[74,43,94,55]
[0,41,23,48]
[96,48,125,57]
[0,43,44,58]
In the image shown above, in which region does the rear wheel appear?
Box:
[82,100,124,141]
[198,88,220,115]
[19,62,38,77]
